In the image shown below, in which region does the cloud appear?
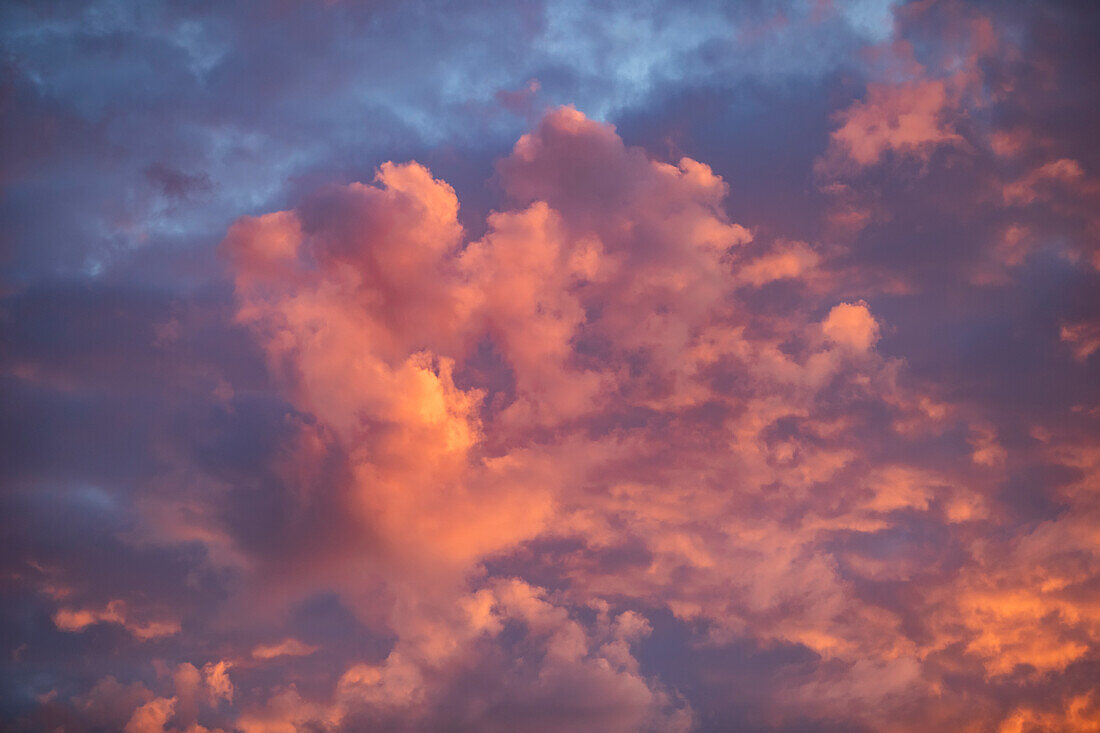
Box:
[998,692,1100,733]
[252,639,318,660]
[822,301,881,351]
[829,79,961,168]
[205,106,1100,730]
[3,3,1100,731]
[1061,320,1100,362]
[52,600,180,640]
[737,239,821,287]
[1003,158,1087,206]
[124,696,176,733]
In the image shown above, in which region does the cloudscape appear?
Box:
[2,1,1099,731]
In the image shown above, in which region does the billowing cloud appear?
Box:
[209,106,1100,730]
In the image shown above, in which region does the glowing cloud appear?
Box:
[3,3,1098,731]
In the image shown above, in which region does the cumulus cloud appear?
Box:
[829,79,961,168]
[822,301,881,351]
[736,239,820,287]
[201,106,1100,730]
[124,697,176,733]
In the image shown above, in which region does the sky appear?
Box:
[1,1,1098,731]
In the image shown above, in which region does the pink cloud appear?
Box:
[822,300,881,351]
[123,697,176,733]
[1003,158,1086,206]
[737,239,821,287]
[828,79,962,168]
[1061,320,1100,362]
[251,638,319,660]
[5,2,1099,732]
[52,600,180,640]
[208,106,1100,730]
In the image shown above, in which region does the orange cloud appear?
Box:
[1061,320,1100,361]
[738,239,821,287]
[830,79,961,167]
[215,106,1100,731]
[822,300,881,351]
[1003,158,1086,206]
[252,639,318,660]
[53,600,180,640]
[123,696,176,733]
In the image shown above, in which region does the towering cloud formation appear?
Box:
[206,107,1100,730]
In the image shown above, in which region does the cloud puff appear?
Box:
[828,79,961,168]
[822,301,881,351]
